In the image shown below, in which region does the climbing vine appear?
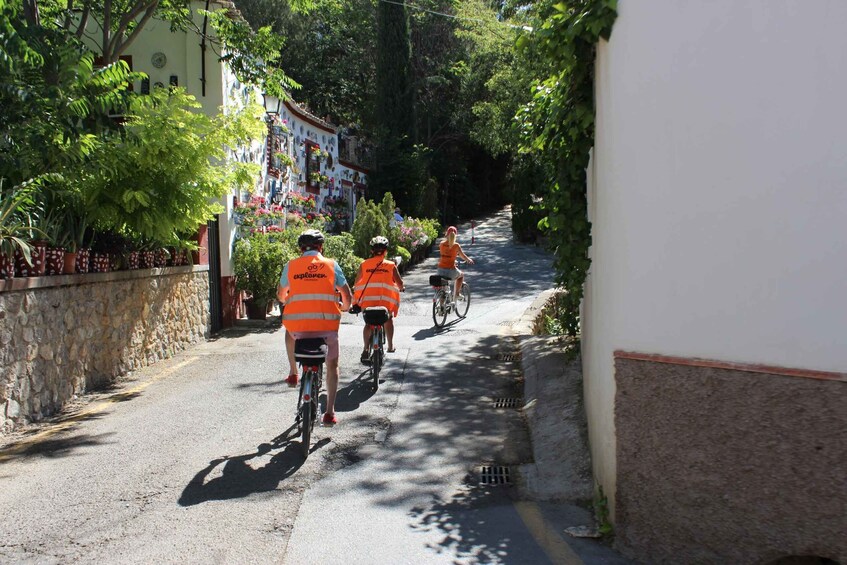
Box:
[517,0,617,341]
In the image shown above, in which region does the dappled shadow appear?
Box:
[409,481,531,565]
[334,370,377,413]
[178,424,312,506]
[1,432,115,463]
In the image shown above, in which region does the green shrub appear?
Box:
[396,245,411,267]
[351,197,389,258]
[323,232,363,283]
[419,217,441,245]
[233,233,296,306]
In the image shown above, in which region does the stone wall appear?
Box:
[0,267,210,431]
[614,353,847,564]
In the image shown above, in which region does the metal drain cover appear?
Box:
[478,465,513,485]
[496,353,522,361]
[493,397,522,409]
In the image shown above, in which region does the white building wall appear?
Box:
[583,0,847,517]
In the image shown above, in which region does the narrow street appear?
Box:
[0,209,624,564]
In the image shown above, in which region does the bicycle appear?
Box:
[362,306,390,390]
[293,337,327,458]
[430,273,471,328]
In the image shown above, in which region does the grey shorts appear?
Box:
[289,331,339,361]
[437,267,462,280]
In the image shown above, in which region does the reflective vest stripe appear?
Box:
[286,293,338,303]
[360,295,400,306]
[354,282,397,292]
[282,312,342,321]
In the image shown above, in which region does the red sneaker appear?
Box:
[322,412,338,426]
[285,373,298,387]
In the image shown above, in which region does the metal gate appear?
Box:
[207,216,223,334]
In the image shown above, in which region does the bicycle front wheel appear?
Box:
[432,290,448,328]
[456,283,470,318]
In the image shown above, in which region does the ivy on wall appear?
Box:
[517,0,617,341]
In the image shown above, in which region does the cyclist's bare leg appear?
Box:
[285,330,297,376]
[385,318,395,352]
[325,358,339,415]
[454,274,464,302]
[362,325,373,355]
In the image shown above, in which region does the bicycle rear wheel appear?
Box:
[456,283,470,318]
[432,289,448,328]
[300,372,315,458]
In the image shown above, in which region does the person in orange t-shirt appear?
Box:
[437,226,474,303]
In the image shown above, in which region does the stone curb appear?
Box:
[510,289,595,503]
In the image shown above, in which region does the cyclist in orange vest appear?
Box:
[352,236,405,364]
[277,229,352,426]
[437,226,474,303]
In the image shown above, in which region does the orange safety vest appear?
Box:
[438,240,460,269]
[353,255,401,316]
[282,254,342,332]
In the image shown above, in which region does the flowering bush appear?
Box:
[397,219,429,252]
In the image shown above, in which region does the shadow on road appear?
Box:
[334,370,377,413]
[178,425,308,506]
[0,431,115,463]
[409,480,523,565]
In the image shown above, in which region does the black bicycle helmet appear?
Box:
[297,229,325,250]
[370,235,389,251]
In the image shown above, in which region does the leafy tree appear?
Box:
[80,88,265,245]
[236,0,376,126]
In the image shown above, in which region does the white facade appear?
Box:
[275,100,361,226]
[582,0,847,516]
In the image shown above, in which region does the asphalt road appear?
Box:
[0,208,572,564]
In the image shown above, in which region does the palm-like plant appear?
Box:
[0,179,40,267]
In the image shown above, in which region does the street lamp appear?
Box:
[262,92,281,118]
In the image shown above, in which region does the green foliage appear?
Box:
[81,88,265,245]
[517,0,617,340]
[0,13,139,190]
[233,232,296,306]
[236,0,375,127]
[204,10,299,96]
[419,217,441,245]
[351,197,389,258]
[594,485,614,537]
[322,232,363,284]
[396,245,411,266]
[0,179,38,263]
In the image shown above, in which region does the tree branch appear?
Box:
[112,3,158,61]
[75,3,91,39]
[109,0,156,58]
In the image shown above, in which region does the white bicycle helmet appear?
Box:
[369,235,389,250]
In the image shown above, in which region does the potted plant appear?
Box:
[233,233,295,320]
[0,181,39,279]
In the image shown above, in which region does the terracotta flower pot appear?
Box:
[14,244,46,277]
[154,248,168,267]
[141,251,155,269]
[63,251,78,274]
[90,252,111,273]
[45,247,65,275]
[0,253,14,279]
[127,251,140,270]
[75,248,90,273]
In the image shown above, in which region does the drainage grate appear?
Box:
[479,465,513,485]
[496,353,522,362]
[493,397,522,409]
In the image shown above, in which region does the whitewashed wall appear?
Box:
[583,0,847,517]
